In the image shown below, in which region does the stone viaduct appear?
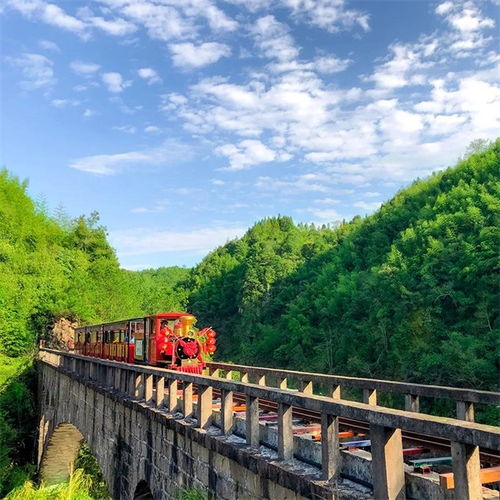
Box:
[37,349,500,500]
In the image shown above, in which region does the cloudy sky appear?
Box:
[1,0,498,269]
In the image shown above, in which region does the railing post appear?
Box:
[321,413,340,480]
[450,441,481,499]
[363,388,377,405]
[279,377,288,389]
[241,372,249,383]
[135,373,145,399]
[128,371,135,396]
[106,367,114,388]
[246,395,259,447]
[224,370,233,380]
[369,424,405,499]
[120,369,128,392]
[114,367,121,390]
[456,401,475,422]
[155,377,165,407]
[278,402,293,461]
[145,374,153,404]
[168,379,178,412]
[330,384,341,400]
[256,374,266,386]
[405,394,420,413]
[183,382,193,418]
[209,367,220,378]
[221,389,234,434]
[97,364,104,384]
[71,358,76,373]
[197,385,213,429]
[300,380,313,395]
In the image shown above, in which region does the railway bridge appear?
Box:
[38,349,500,500]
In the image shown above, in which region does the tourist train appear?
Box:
[74,313,216,374]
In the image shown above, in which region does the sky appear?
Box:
[1,0,499,270]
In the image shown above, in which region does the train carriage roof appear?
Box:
[147,312,192,319]
[76,312,194,330]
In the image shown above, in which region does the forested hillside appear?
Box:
[0,169,188,357]
[0,170,187,495]
[187,140,499,392]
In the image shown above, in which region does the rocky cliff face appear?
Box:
[47,318,77,351]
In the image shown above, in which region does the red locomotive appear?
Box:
[74,312,216,374]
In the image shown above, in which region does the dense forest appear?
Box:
[188,140,499,392]
[0,170,188,357]
[0,140,498,496]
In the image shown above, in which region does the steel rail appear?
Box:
[208,387,500,466]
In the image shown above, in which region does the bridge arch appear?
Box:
[39,422,107,490]
[134,480,154,499]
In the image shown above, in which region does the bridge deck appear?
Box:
[39,349,500,500]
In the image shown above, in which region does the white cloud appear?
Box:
[131,199,168,213]
[228,0,369,33]
[87,15,137,36]
[38,39,60,52]
[120,2,197,41]
[201,4,238,32]
[40,3,87,35]
[113,124,137,134]
[437,1,495,33]
[307,207,343,221]
[110,226,246,257]
[70,151,149,175]
[144,125,160,133]
[216,140,277,170]
[138,67,161,84]
[368,40,435,89]
[169,42,231,69]
[69,139,193,175]
[83,108,97,118]
[353,200,383,213]
[6,53,55,89]
[70,60,100,75]
[251,15,299,62]
[314,197,340,204]
[256,174,330,193]
[102,72,131,93]
[281,0,369,33]
[268,55,351,74]
[51,98,80,108]
[436,2,453,16]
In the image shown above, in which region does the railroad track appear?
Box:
[204,387,500,467]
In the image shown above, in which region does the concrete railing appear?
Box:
[206,362,500,423]
[39,349,500,500]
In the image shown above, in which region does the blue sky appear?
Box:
[1,0,498,269]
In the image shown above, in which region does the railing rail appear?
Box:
[39,348,500,500]
[206,361,500,422]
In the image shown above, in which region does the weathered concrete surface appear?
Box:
[38,361,369,499]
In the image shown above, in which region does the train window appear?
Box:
[104,331,108,343]
[85,332,90,343]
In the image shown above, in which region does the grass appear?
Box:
[0,354,29,390]
[4,467,93,500]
